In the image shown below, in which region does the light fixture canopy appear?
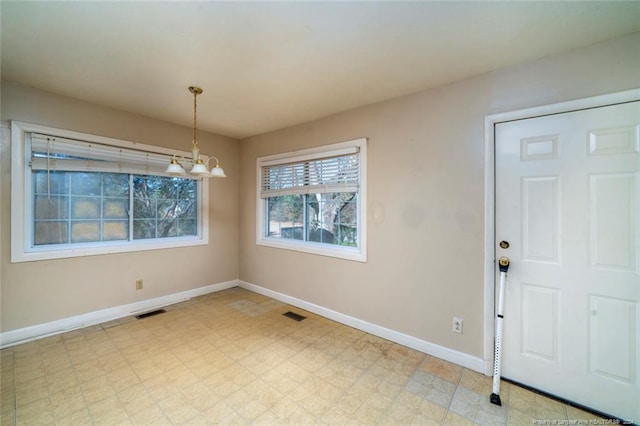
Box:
[165,86,227,178]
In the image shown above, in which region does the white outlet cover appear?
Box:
[453,317,463,333]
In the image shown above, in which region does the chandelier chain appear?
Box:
[193,89,198,147]
[165,85,224,178]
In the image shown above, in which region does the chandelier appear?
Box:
[165,86,226,178]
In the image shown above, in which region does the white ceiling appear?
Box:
[2,1,639,139]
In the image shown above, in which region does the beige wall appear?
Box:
[239,33,640,358]
[1,32,638,358]
[0,83,240,332]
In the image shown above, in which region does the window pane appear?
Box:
[308,227,335,244]
[133,198,156,218]
[103,174,129,197]
[276,222,304,240]
[335,224,358,247]
[71,197,100,219]
[157,220,178,238]
[158,177,178,199]
[103,199,128,219]
[134,176,156,199]
[157,198,178,220]
[267,195,304,240]
[302,192,357,247]
[70,173,102,196]
[34,171,69,194]
[177,219,197,236]
[178,200,197,219]
[132,175,196,240]
[338,200,357,223]
[71,221,100,243]
[133,219,156,239]
[34,221,68,245]
[34,195,69,219]
[103,221,128,241]
[181,181,197,200]
[134,176,180,200]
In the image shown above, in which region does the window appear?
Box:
[256,138,367,262]
[11,122,209,262]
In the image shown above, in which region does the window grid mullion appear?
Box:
[100,174,105,242]
[303,161,309,242]
[303,194,308,242]
[67,175,72,244]
[128,174,134,242]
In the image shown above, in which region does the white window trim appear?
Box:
[256,138,367,262]
[10,121,209,263]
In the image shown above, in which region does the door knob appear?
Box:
[498,256,510,272]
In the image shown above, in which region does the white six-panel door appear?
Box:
[495,101,639,421]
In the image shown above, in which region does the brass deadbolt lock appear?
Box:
[499,241,510,249]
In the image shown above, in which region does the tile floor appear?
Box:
[0,287,606,425]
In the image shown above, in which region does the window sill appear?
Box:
[257,237,367,263]
[12,236,207,263]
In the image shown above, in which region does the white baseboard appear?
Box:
[0,279,239,348]
[239,280,485,374]
[2,278,486,374]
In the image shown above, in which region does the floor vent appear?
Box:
[135,309,166,320]
[283,311,306,321]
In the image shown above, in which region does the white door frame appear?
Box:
[482,88,640,376]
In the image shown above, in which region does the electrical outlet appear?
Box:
[136,279,143,290]
[453,317,463,334]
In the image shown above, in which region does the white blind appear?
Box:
[29,133,194,178]
[260,147,360,198]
